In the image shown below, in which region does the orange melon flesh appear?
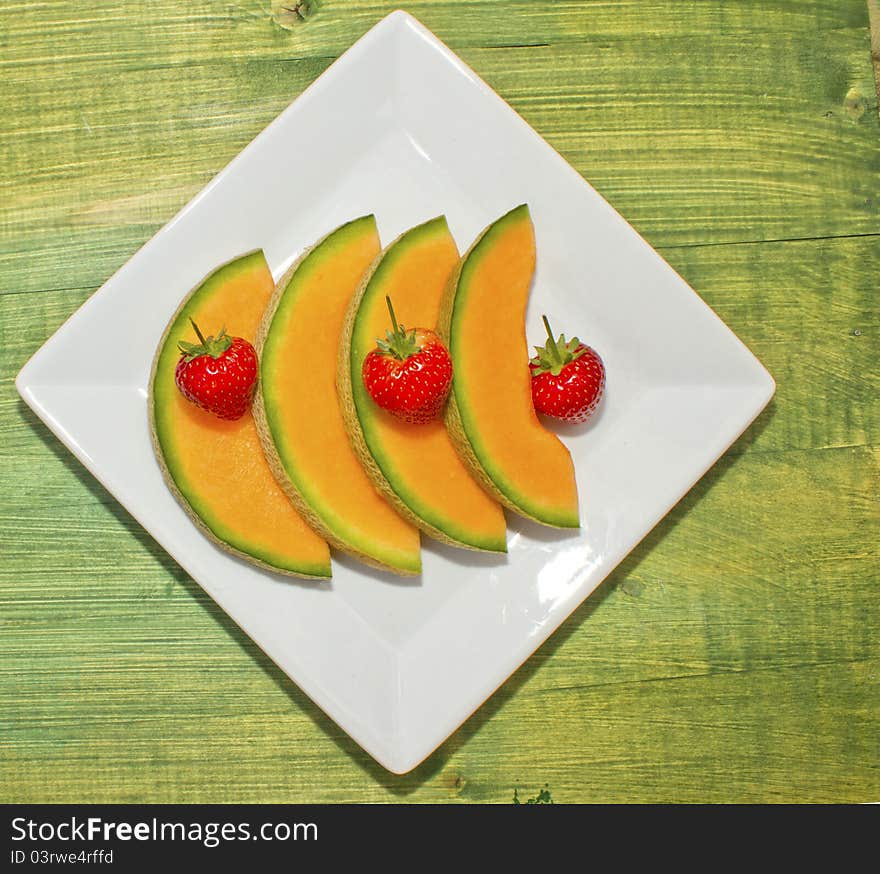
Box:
[150,251,331,577]
[342,216,507,552]
[258,217,421,574]
[441,205,579,527]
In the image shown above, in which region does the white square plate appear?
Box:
[16,10,774,773]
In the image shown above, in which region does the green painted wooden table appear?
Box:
[2,1,878,803]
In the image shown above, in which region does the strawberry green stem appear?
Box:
[376,296,420,361]
[178,320,232,361]
[386,296,400,335]
[542,315,561,365]
[190,318,207,345]
[530,315,587,376]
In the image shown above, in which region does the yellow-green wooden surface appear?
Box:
[2,0,878,803]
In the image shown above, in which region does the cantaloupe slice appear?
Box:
[254,216,422,575]
[339,216,508,553]
[149,251,331,578]
[438,205,580,528]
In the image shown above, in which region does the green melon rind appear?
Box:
[253,216,421,576]
[149,250,332,579]
[338,216,508,554]
[437,204,580,529]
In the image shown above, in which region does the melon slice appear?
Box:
[339,217,508,553]
[255,217,421,575]
[438,205,580,528]
[149,251,331,578]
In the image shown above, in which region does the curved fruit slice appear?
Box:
[438,205,579,528]
[149,251,331,578]
[255,216,421,575]
[339,216,508,553]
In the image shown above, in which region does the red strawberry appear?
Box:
[529,316,605,424]
[175,319,258,421]
[362,297,453,425]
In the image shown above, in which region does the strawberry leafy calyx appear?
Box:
[178,318,233,362]
[529,315,587,377]
[375,296,422,361]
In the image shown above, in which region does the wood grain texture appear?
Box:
[1,0,878,802]
[870,0,880,109]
